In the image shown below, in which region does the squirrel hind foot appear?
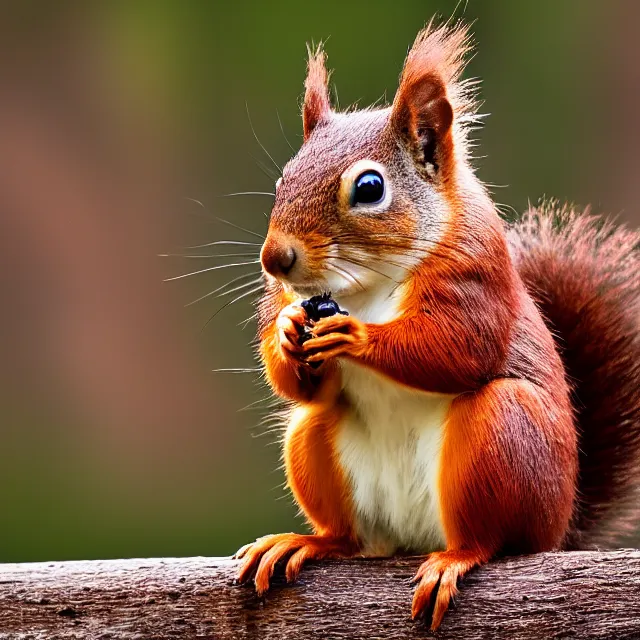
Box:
[236,532,356,596]
[412,549,486,630]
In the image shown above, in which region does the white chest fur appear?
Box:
[337,360,451,555]
[323,261,453,554]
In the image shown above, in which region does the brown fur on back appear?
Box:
[508,203,640,547]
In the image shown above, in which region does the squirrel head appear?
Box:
[261,22,480,298]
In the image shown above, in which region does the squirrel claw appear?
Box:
[411,550,483,630]
[235,533,355,595]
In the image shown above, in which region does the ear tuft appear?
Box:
[391,21,475,174]
[398,20,471,102]
[303,43,332,140]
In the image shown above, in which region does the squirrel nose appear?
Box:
[261,239,297,277]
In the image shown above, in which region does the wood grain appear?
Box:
[0,550,639,639]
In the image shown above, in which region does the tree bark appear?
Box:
[0,550,638,639]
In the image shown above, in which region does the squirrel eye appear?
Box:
[352,170,385,206]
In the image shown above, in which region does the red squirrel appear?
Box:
[235,21,640,629]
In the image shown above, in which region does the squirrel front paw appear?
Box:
[302,314,368,363]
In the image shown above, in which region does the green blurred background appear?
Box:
[0,1,638,562]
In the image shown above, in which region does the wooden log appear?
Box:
[0,550,638,639]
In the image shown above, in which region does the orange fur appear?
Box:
[284,402,355,538]
[440,379,575,553]
[303,45,331,140]
[237,373,358,587]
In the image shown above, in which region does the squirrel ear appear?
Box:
[390,23,470,174]
[303,44,331,140]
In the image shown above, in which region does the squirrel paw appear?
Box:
[302,314,367,363]
[411,550,483,630]
[235,533,354,596]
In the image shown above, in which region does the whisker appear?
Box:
[246,102,282,174]
[218,277,264,299]
[338,254,397,282]
[201,284,264,331]
[346,247,412,272]
[321,231,479,282]
[164,260,260,282]
[358,232,469,251]
[341,264,370,292]
[185,271,260,307]
[238,396,281,412]
[350,245,460,272]
[335,232,476,266]
[219,191,275,198]
[161,252,258,259]
[326,261,366,292]
[239,312,258,330]
[251,154,279,182]
[185,198,265,240]
[212,368,262,373]
[184,240,261,249]
[276,109,297,154]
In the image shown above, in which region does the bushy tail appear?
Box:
[508,202,640,549]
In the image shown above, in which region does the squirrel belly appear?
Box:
[336,359,452,555]
[329,281,451,555]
